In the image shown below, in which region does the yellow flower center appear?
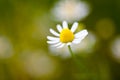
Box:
[60,28,74,43]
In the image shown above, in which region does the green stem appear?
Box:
[68,45,85,70]
[68,45,90,79]
[68,45,75,58]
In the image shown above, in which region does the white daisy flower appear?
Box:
[110,36,120,62]
[20,50,57,77]
[49,31,96,58]
[47,21,88,48]
[51,0,90,23]
[0,36,13,58]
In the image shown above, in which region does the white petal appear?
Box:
[53,42,62,47]
[47,40,59,44]
[67,42,71,46]
[47,36,59,41]
[57,24,62,32]
[50,28,60,36]
[72,39,81,44]
[62,21,68,29]
[75,30,88,38]
[71,22,78,33]
[57,43,65,48]
[73,30,88,44]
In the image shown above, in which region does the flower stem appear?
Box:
[68,45,80,65]
[68,45,85,69]
[68,45,90,78]
[68,45,75,58]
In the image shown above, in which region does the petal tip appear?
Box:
[62,21,68,28]
[74,22,78,24]
[84,30,88,35]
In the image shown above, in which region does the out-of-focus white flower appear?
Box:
[47,21,88,48]
[51,0,90,23]
[49,31,97,58]
[0,36,13,58]
[111,36,120,62]
[21,50,57,77]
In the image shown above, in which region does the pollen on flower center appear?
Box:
[60,28,74,43]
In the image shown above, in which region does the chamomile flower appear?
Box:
[51,0,90,23]
[49,32,97,58]
[111,36,120,62]
[47,21,88,48]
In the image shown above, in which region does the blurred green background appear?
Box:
[0,0,120,80]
